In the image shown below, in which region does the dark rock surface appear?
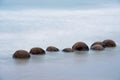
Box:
[13,50,30,59]
[72,42,89,51]
[62,48,73,52]
[91,44,104,50]
[30,47,45,55]
[46,46,59,52]
[103,39,116,47]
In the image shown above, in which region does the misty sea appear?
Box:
[0,0,120,80]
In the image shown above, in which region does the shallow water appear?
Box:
[0,8,120,80]
[0,47,120,80]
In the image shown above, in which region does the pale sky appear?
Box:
[0,0,120,9]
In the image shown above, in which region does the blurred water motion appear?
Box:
[0,1,120,80]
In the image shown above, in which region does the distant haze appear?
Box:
[0,0,120,9]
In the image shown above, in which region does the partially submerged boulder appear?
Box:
[46,46,59,52]
[30,47,45,55]
[91,44,104,50]
[13,50,30,59]
[91,41,105,48]
[72,42,89,51]
[62,48,73,52]
[103,39,116,47]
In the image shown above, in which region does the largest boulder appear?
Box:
[72,42,89,51]
[30,47,45,55]
[13,50,30,59]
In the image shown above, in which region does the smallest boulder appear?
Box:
[91,44,104,50]
[13,50,30,59]
[62,48,73,52]
[103,39,116,47]
[46,46,59,52]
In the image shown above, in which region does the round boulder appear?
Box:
[91,44,104,50]
[72,42,89,51]
[91,41,106,48]
[103,39,116,47]
[62,48,73,52]
[13,50,30,59]
[30,47,45,55]
[46,46,59,52]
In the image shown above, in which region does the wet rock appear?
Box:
[30,47,45,55]
[91,41,106,48]
[72,42,89,51]
[91,44,104,50]
[46,46,59,52]
[103,39,116,47]
[62,48,73,52]
[13,50,30,59]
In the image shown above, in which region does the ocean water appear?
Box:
[0,0,120,80]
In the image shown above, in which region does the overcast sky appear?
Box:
[0,0,120,9]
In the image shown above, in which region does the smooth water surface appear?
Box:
[0,8,120,80]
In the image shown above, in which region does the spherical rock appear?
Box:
[46,46,59,52]
[72,42,89,51]
[91,44,104,50]
[13,50,30,59]
[91,41,106,48]
[30,47,45,55]
[62,48,73,52]
[103,39,116,47]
